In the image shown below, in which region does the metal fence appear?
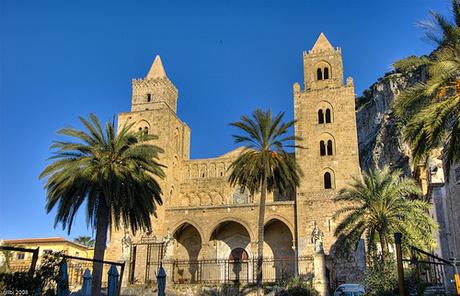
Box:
[1,246,125,295]
[67,260,94,287]
[171,256,313,285]
[395,233,460,295]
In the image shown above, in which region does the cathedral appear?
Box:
[105,33,363,292]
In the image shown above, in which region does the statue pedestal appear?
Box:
[313,251,329,296]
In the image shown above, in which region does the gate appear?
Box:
[395,233,460,295]
[128,236,164,285]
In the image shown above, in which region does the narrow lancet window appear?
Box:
[324,67,329,79]
[324,172,332,189]
[325,109,331,123]
[318,110,324,124]
[327,140,333,155]
[317,68,323,80]
[320,141,326,156]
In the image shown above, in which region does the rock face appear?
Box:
[356,69,425,174]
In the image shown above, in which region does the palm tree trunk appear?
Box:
[256,176,267,294]
[91,201,109,296]
[379,230,388,265]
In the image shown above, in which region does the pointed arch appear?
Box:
[208,218,255,242]
[170,220,205,244]
[264,216,295,239]
[321,168,335,189]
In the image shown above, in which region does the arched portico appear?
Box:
[264,218,296,281]
[171,222,202,283]
[209,220,253,259]
[207,220,254,283]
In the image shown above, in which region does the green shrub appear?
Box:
[362,259,398,296]
[267,277,319,296]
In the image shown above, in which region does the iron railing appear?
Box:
[170,256,313,285]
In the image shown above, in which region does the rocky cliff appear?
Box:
[356,67,426,175]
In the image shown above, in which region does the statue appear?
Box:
[163,229,175,259]
[311,221,324,252]
[121,230,132,260]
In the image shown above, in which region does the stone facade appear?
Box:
[105,33,363,290]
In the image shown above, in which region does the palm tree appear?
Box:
[39,114,165,296]
[393,0,460,178]
[74,236,95,248]
[228,109,302,291]
[333,166,436,263]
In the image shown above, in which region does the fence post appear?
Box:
[108,264,119,296]
[28,247,39,276]
[81,268,92,296]
[394,233,406,296]
[157,264,166,296]
[117,262,125,296]
[57,259,70,296]
[35,278,42,296]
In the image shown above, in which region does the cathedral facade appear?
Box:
[105,33,362,290]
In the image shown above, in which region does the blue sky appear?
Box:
[0,0,450,240]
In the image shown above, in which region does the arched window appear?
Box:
[318,110,324,124]
[147,94,151,102]
[327,140,333,155]
[323,67,329,79]
[229,248,248,261]
[317,68,323,80]
[320,141,326,156]
[324,172,333,189]
[325,109,331,123]
[233,187,249,204]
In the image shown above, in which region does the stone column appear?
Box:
[313,250,329,296]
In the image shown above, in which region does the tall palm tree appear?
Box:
[393,0,460,178]
[74,236,95,248]
[228,109,302,291]
[39,114,165,296]
[333,166,436,263]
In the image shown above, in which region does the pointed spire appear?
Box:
[146,55,167,79]
[311,33,334,52]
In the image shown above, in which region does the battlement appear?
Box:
[304,46,341,56]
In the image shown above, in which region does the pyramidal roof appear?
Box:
[146,55,167,79]
[311,33,334,52]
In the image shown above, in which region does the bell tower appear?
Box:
[303,33,345,90]
[293,33,360,258]
[131,55,178,113]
